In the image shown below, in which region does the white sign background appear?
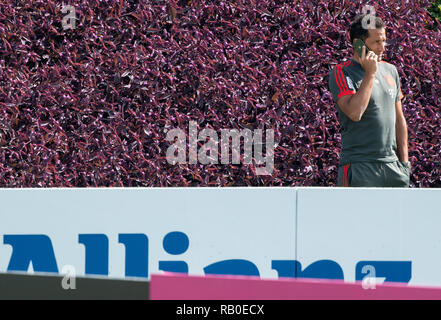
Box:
[297,187,441,286]
[0,187,296,280]
[2,187,441,286]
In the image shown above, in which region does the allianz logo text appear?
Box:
[2,232,411,283]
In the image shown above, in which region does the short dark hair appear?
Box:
[350,14,385,44]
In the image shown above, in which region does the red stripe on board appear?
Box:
[150,273,441,300]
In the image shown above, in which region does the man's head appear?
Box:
[350,14,386,61]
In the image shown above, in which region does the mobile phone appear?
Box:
[354,38,371,58]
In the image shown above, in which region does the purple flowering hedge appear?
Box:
[0,0,440,187]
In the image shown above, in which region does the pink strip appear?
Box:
[150,273,441,300]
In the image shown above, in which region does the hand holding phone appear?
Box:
[353,38,377,75]
[354,38,370,58]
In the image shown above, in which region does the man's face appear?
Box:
[363,28,387,61]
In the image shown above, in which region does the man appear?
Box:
[328,14,411,187]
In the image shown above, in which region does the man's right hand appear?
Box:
[360,46,378,76]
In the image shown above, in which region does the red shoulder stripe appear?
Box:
[335,61,353,94]
[334,64,345,94]
[336,61,355,98]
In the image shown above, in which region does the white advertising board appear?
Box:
[296,187,441,286]
[2,187,441,287]
[0,187,296,280]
